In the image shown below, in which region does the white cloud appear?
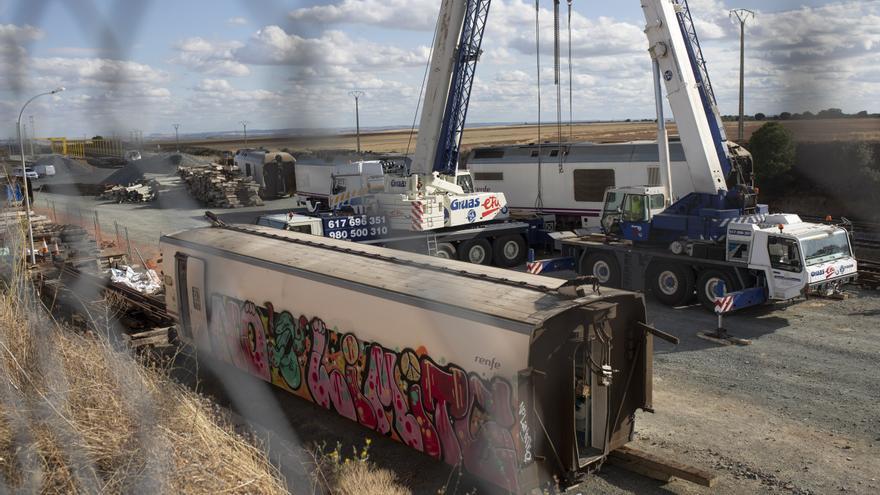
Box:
[171,37,250,77]
[226,16,248,26]
[236,26,427,69]
[289,0,438,30]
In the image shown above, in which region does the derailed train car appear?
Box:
[160,223,657,493]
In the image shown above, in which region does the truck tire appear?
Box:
[459,239,493,265]
[492,235,526,268]
[434,243,456,260]
[648,263,695,307]
[696,269,737,311]
[584,253,621,288]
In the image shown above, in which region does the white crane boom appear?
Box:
[411,0,468,176]
[641,0,728,195]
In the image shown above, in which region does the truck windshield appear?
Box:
[802,230,851,266]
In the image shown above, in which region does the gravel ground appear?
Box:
[29,181,880,494]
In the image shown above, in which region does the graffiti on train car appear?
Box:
[200,295,528,492]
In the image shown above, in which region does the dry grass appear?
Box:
[0,221,288,494]
[308,441,410,495]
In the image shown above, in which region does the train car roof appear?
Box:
[162,225,634,332]
[467,140,687,164]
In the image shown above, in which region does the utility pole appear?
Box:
[172,123,180,152]
[240,120,250,148]
[730,9,754,142]
[349,90,365,154]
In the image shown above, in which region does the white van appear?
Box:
[33,164,56,177]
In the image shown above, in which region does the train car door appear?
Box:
[175,254,208,345]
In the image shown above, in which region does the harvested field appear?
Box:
[170,118,880,155]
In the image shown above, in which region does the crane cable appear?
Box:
[568,0,574,142]
[534,0,544,211]
[404,14,441,168]
[554,0,564,174]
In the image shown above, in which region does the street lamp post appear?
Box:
[240,120,250,148]
[18,87,65,265]
[349,90,365,155]
[173,123,180,152]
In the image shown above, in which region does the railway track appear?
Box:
[858,259,880,289]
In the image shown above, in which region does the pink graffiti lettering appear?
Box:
[240,302,270,381]
[206,297,521,493]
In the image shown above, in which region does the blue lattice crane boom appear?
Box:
[672,0,732,178]
[433,0,492,176]
[410,0,492,179]
[381,0,510,232]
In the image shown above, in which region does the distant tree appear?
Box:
[754,113,766,121]
[92,135,104,140]
[817,108,845,119]
[857,110,869,118]
[749,122,796,183]
[801,111,815,119]
[779,112,792,120]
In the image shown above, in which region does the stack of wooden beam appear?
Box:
[178,164,263,208]
[98,179,158,203]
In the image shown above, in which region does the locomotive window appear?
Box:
[474,172,503,181]
[573,169,615,202]
[472,149,505,159]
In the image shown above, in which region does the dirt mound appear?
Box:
[35,154,97,177]
[101,153,211,185]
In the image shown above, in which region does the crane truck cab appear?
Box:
[730,215,857,302]
[600,186,668,240]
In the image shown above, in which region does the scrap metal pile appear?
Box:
[98,179,159,203]
[178,164,263,208]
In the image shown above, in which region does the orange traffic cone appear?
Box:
[52,240,60,255]
[40,239,49,254]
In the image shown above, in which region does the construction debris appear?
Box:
[98,179,159,203]
[178,164,263,208]
[110,265,162,295]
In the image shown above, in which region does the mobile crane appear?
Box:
[373,0,512,232]
[556,0,858,311]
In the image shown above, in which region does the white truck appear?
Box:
[255,210,537,267]
[561,212,857,311]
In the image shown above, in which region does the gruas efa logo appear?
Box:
[481,196,502,218]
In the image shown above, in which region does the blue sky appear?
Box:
[1,0,879,138]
